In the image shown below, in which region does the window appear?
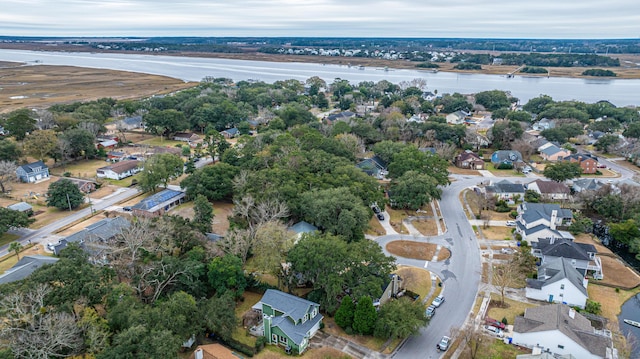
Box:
[272,334,277,342]
[279,335,288,344]
[560,284,565,290]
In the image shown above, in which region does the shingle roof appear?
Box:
[486,181,525,194]
[132,189,185,211]
[98,160,140,174]
[514,304,611,357]
[18,161,47,174]
[7,202,33,212]
[531,180,570,194]
[261,289,319,323]
[457,151,482,162]
[572,179,603,192]
[527,257,587,296]
[0,255,59,284]
[289,221,318,235]
[519,203,573,224]
[271,312,323,346]
[122,116,142,125]
[533,238,596,261]
[491,150,523,163]
[55,217,130,254]
[541,145,566,156]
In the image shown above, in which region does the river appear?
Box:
[0,49,639,106]
[619,294,640,357]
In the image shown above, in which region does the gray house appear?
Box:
[531,238,602,279]
[51,217,130,261]
[526,257,589,308]
[491,150,523,166]
[16,161,50,183]
[0,255,59,284]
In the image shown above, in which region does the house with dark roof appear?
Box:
[485,180,526,202]
[532,238,602,279]
[117,115,143,130]
[516,202,573,243]
[512,304,616,359]
[220,128,239,139]
[0,255,59,284]
[356,155,388,179]
[51,217,130,260]
[571,178,604,193]
[527,180,571,201]
[530,138,551,152]
[540,145,571,162]
[256,289,323,354]
[564,154,599,174]
[526,257,589,308]
[58,177,97,194]
[491,150,523,166]
[131,189,185,217]
[454,150,484,170]
[97,160,141,180]
[16,161,50,183]
[325,111,356,124]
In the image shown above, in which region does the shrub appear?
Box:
[520,239,528,247]
[454,63,482,70]
[510,211,518,218]
[496,162,513,170]
[416,62,440,69]
[582,69,617,77]
[501,317,508,325]
[255,336,267,352]
[63,172,71,177]
[521,66,548,74]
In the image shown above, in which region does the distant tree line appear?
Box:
[451,52,620,67]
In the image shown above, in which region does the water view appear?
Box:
[0,49,639,107]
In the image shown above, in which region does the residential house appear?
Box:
[485,180,526,202]
[531,238,602,279]
[564,154,599,174]
[51,217,130,259]
[531,138,551,152]
[16,161,50,183]
[190,344,243,359]
[220,128,239,139]
[356,155,388,179]
[97,139,118,150]
[571,178,605,193]
[532,118,556,131]
[540,145,571,162]
[131,189,186,217]
[116,115,143,130]
[408,113,428,123]
[325,111,356,124]
[446,110,469,125]
[173,132,200,143]
[106,151,127,162]
[422,91,437,101]
[527,180,571,201]
[525,257,589,308]
[257,289,323,354]
[7,202,33,215]
[516,202,573,244]
[0,255,59,284]
[57,178,97,193]
[491,150,523,166]
[97,160,141,180]
[288,221,318,241]
[454,150,484,170]
[512,304,615,359]
[376,273,404,307]
[517,348,576,359]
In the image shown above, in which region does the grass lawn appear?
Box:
[322,317,390,353]
[395,266,432,301]
[385,207,411,234]
[487,293,536,325]
[0,233,20,247]
[32,206,85,229]
[437,248,451,261]
[461,190,479,220]
[479,339,530,358]
[410,218,438,236]
[0,244,50,274]
[255,346,349,359]
[485,163,525,177]
[480,226,514,241]
[137,137,183,147]
[104,172,143,187]
[232,291,263,347]
[365,215,386,236]
[49,159,107,177]
[588,284,640,328]
[386,241,438,260]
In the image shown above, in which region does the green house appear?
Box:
[258,289,323,354]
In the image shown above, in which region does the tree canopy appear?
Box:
[543,161,583,182]
[46,179,85,210]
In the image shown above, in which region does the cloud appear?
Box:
[1,0,639,38]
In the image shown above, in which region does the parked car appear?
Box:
[505,220,516,226]
[483,325,504,338]
[500,247,514,254]
[426,305,436,319]
[431,295,445,308]
[371,205,381,214]
[436,336,450,351]
[485,317,506,330]
[377,213,384,221]
[123,206,132,212]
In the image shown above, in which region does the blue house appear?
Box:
[16,161,50,183]
[491,150,523,166]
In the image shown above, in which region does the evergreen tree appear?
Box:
[46,179,85,210]
[352,296,377,335]
[193,194,213,234]
[334,295,355,329]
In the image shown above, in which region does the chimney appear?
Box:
[583,277,589,288]
[195,348,204,359]
[569,308,576,319]
[550,209,558,230]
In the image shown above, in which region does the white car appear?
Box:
[431,295,445,308]
[506,220,516,226]
[483,325,504,338]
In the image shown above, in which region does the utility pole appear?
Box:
[66,193,72,212]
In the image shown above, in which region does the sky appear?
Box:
[2,0,640,39]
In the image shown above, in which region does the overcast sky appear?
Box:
[2,0,639,39]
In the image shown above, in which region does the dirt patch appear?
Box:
[492,254,512,261]
[90,185,118,200]
[410,217,438,236]
[480,226,514,240]
[0,64,196,113]
[386,240,438,260]
[448,166,480,175]
[211,201,233,234]
[482,263,490,283]
[437,248,451,261]
[486,293,537,325]
[598,256,640,289]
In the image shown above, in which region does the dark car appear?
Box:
[377,213,384,221]
[426,305,436,319]
[123,206,132,212]
[372,206,381,214]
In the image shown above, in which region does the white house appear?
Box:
[517,203,573,228]
[446,110,469,125]
[512,304,616,359]
[526,257,588,308]
[532,238,602,279]
[96,160,141,180]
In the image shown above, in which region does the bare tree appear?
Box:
[0,160,18,193]
[492,264,519,306]
[510,138,535,162]
[252,221,296,277]
[77,121,103,137]
[0,284,83,359]
[335,133,365,158]
[215,228,254,263]
[434,142,458,162]
[450,325,486,359]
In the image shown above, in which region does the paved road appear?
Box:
[1,187,140,257]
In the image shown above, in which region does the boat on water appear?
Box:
[623,319,640,328]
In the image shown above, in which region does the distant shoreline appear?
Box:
[1,43,640,80]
